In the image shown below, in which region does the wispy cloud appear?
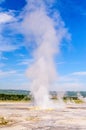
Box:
[54,71,86,91]
[17,53,26,58]
[0,63,5,68]
[0,55,8,60]
[0,42,21,52]
[0,29,22,52]
[0,0,5,4]
[59,71,86,82]
[0,69,25,79]
[0,70,17,77]
[54,82,85,91]
[71,71,86,76]
[56,61,66,65]
[61,0,86,17]
[19,60,29,65]
[18,59,33,66]
[0,53,7,67]
[0,11,24,53]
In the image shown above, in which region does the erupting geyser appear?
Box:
[21,0,70,109]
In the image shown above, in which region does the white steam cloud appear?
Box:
[21,0,70,108]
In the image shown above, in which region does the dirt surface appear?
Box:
[0,102,86,130]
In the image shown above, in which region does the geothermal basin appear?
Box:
[0,102,86,130]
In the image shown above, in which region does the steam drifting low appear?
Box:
[21,0,70,108]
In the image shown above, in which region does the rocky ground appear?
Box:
[0,102,86,130]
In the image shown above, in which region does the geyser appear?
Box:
[21,0,70,109]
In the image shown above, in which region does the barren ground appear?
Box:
[0,102,86,130]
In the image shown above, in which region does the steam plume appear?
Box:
[21,0,70,108]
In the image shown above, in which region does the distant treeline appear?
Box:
[0,94,31,101]
[0,93,80,101]
[0,89,29,95]
[0,90,86,97]
[0,90,86,101]
[50,91,86,97]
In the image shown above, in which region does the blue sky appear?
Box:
[0,0,86,91]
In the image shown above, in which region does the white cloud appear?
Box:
[0,12,15,24]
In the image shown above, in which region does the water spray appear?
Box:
[21,0,70,109]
